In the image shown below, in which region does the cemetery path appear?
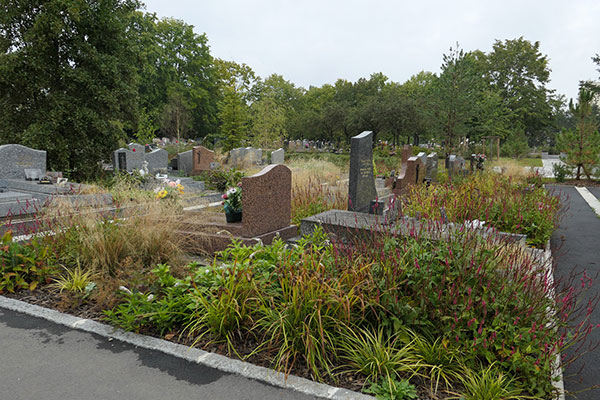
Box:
[0,307,318,400]
[550,185,600,400]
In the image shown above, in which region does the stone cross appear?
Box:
[348,131,377,213]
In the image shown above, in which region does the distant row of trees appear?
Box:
[0,0,598,178]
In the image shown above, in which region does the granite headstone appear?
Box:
[348,131,377,213]
[0,144,46,179]
[271,148,285,164]
[241,164,292,237]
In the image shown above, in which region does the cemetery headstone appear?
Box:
[271,148,285,164]
[425,153,438,182]
[177,150,193,175]
[0,144,46,179]
[348,131,377,213]
[447,155,457,177]
[145,148,168,173]
[192,145,215,174]
[241,164,292,237]
[401,145,412,163]
[229,147,262,168]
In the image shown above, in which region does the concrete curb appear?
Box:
[0,295,372,400]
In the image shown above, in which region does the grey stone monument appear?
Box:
[348,131,377,213]
[177,150,193,175]
[0,144,47,179]
[145,148,168,173]
[271,148,285,164]
[425,152,438,182]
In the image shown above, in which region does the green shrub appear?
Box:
[553,163,572,183]
[195,168,245,192]
[0,231,56,293]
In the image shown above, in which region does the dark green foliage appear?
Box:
[195,168,245,192]
[0,0,141,179]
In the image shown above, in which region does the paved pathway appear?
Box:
[0,307,318,400]
[550,185,600,399]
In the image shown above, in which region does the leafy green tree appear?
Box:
[433,45,482,153]
[135,108,156,145]
[0,0,141,178]
[218,87,250,151]
[251,94,287,148]
[160,91,191,145]
[135,16,218,139]
[487,38,553,145]
[557,89,600,179]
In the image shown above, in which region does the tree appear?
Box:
[160,91,191,145]
[487,38,553,145]
[0,0,141,178]
[433,45,482,153]
[557,89,600,180]
[138,17,219,139]
[218,87,250,151]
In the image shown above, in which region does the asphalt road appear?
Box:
[550,185,600,399]
[0,307,317,400]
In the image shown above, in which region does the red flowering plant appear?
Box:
[222,183,242,213]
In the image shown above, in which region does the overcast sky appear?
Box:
[142,0,599,101]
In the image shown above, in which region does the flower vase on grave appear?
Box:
[222,185,242,223]
[225,209,242,223]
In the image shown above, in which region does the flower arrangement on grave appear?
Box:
[154,178,185,200]
[474,153,486,170]
[222,183,242,222]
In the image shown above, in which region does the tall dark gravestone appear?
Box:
[348,131,377,213]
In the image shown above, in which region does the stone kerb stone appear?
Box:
[348,131,377,213]
[271,148,285,164]
[425,152,439,181]
[145,148,168,173]
[177,150,193,175]
[0,144,46,179]
[192,145,215,173]
[241,164,291,237]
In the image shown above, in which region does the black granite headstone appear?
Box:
[348,131,377,213]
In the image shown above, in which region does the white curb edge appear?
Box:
[0,296,373,400]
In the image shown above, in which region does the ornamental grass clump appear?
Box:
[103,224,597,398]
[403,171,561,247]
[291,176,347,225]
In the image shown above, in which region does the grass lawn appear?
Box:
[493,157,542,167]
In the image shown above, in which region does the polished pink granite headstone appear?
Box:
[241,164,291,237]
[192,145,215,173]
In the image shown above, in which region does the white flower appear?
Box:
[119,286,132,295]
[147,294,154,301]
[227,187,237,195]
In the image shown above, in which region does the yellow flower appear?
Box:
[156,189,168,199]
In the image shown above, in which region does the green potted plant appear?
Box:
[222,183,242,223]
